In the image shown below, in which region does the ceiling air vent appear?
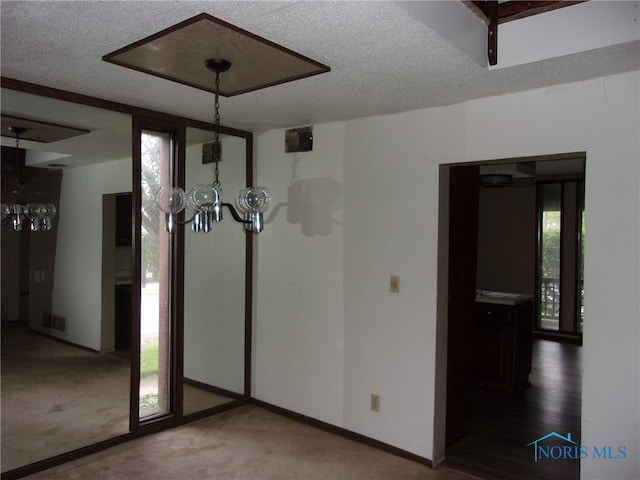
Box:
[480,162,535,187]
[480,173,512,187]
[285,126,313,153]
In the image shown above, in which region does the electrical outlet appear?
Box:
[390,275,399,293]
[370,393,380,412]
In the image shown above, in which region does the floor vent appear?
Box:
[42,313,67,334]
[52,315,67,334]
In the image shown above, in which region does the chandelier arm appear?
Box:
[175,213,197,225]
[222,203,251,224]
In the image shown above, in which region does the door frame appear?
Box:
[435,155,586,465]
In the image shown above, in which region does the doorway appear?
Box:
[101,192,133,354]
[441,156,584,480]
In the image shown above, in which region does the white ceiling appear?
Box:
[2,0,638,135]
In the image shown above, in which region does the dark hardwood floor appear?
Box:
[444,338,582,480]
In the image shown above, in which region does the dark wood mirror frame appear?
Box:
[0,77,254,480]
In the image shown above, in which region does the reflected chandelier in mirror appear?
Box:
[2,127,57,231]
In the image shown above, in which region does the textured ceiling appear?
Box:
[1,0,639,133]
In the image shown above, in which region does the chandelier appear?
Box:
[155,59,271,234]
[1,126,57,232]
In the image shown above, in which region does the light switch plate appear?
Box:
[390,275,399,293]
[371,393,380,412]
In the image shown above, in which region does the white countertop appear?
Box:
[475,290,534,306]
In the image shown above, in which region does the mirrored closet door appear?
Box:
[1,88,132,472]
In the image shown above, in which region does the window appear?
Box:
[536,179,584,338]
[138,129,178,420]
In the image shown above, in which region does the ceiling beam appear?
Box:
[465,1,589,66]
[496,1,587,24]
[487,1,498,66]
[468,1,587,24]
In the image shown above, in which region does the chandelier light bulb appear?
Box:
[26,203,46,218]
[187,184,220,212]
[43,204,57,220]
[155,187,186,214]
[25,203,47,231]
[42,204,57,230]
[235,187,272,213]
[235,187,271,233]
[155,187,187,233]
[1,203,10,221]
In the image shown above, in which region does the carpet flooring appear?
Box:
[1,323,232,473]
[1,323,130,471]
[22,405,481,480]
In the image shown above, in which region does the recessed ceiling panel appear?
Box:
[1,115,90,143]
[102,13,331,96]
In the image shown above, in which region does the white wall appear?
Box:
[342,115,438,456]
[51,158,131,350]
[254,122,345,424]
[254,71,639,480]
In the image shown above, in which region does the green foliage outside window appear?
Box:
[541,211,561,278]
[540,211,561,319]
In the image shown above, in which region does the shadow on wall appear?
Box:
[265,157,343,237]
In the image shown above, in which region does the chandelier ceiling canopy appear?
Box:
[103,13,330,97]
[1,115,90,143]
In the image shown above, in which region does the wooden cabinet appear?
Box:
[474,300,533,393]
